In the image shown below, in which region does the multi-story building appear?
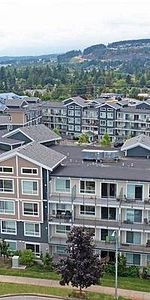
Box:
[41,96,150,141]
[0,130,150,267]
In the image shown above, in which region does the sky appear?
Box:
[0,0,150,56]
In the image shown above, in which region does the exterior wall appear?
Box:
[8,111,25,124]
[7,132,31,143]
[127,146,150,157]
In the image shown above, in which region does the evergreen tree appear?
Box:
[100,133,111,147]
[57,226,106,294]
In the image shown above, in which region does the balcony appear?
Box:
[49,210,72,223]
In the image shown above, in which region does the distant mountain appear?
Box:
[0,54,58,65]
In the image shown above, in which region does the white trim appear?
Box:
[0,199,15,215]
[79,179,96,195]
[5,240,17,250]
[0,178,14,194]
[21,167,38,175]
[22,201,39,217]
[1,220,17,235]
[0,166,14,174]
[24,222,41,237]
[21,179,39,196]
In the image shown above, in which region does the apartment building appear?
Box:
[0,123,149,266]
[42,96,150,141]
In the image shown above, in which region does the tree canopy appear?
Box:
[57,226,106,293]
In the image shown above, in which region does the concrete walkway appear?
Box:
[0,275,150,300]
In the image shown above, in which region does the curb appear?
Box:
[0,294,67,299]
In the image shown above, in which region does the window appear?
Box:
[127,184,143,200]
[68,125,74,131]
[80,205,95,215]
[101,229,114,241]
[100,120,106,126]
[1,220,16,234]
[126,253,140,266]
[68,117,74,124]
[0,200,15,214]
[7,240,17,251]
[75,110,81,116]
[56,178,70,192]
[24,222,40,237]
[80,180,95,194]
[23,203,38,216]
[107,120,113,127]
[68,110,74,116]
[26,243,40,256]
[0,179,13,193]
[126,209,142,223]
[101,207,116,220]
[0,167,13,173]
[107,113,113,119]
[107,128,113,134]
[22,180,38,195]
[100,112,106,118]
[56,245,67,254]
[21,168,38,175]
[75,125,81,132]
[101,183,116,198]
[75,118,80,124]
[100,128,106,134]
[126,231,141,245]
[56,225,70,234]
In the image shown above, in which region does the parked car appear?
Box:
[114,141,124,148]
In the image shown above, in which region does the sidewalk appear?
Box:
[0,275,150,300]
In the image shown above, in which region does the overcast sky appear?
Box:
[0,0,150,56]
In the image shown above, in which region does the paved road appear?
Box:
[0,275,150,300]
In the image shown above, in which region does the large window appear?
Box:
[126,231,141,245]
[0,179,13,193]
[56,245,67,254]
[80,180,95,194]
[126,253,140,266]
[0,200,15,214]
[24,222,40,237]
[55,178,70,192]
[101,229,114,241]
[126,209,142,223]
[0,167,13,173]
[127,184,143,200]
[101,207,116,220]
[101,183,116,198]
[21,168,38,175]
[7,240,17,251]
[26,243,40,256]
[80,205,95,215]
[23,203,38,216]
[1,220,16,234]
[22,180,38,195]
[56,225,70,234]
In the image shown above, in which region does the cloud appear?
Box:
[0,0,150,55]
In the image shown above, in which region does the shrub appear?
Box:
[42,253,53,271]
[19,249,35,267]
[127,265,139,278]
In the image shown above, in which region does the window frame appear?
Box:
[80,180,96,195]
[23,202,39,216]
[21,180,38,195]
[55,225,70,234]
[1,220,17,235]
[0,166,14,174]
[0,199,15,215]
[21,168,38,175]
[0,178,14,193]
[80,205,95,216]
[55,178,70,193]
[24,222,40,237]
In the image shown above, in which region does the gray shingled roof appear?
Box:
[0,142,66,171]
[121,134,150,151]
[5,98,28,107]
[18,142,66,170]
[3,124,61,143]
[64,96,88,107]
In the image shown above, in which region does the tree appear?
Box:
[78,133,89,144]
[100,133,111,147]
[57,226,106,295]
[0,239,10,261]
[53,127,61,136]
[19,249,35,267]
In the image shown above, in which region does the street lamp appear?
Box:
[112,230,118,300]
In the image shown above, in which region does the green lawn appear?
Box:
[0,282,130,300]
[0,264,150,293]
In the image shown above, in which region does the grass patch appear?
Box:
[0,282,131,300]
[102,275,150,293]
